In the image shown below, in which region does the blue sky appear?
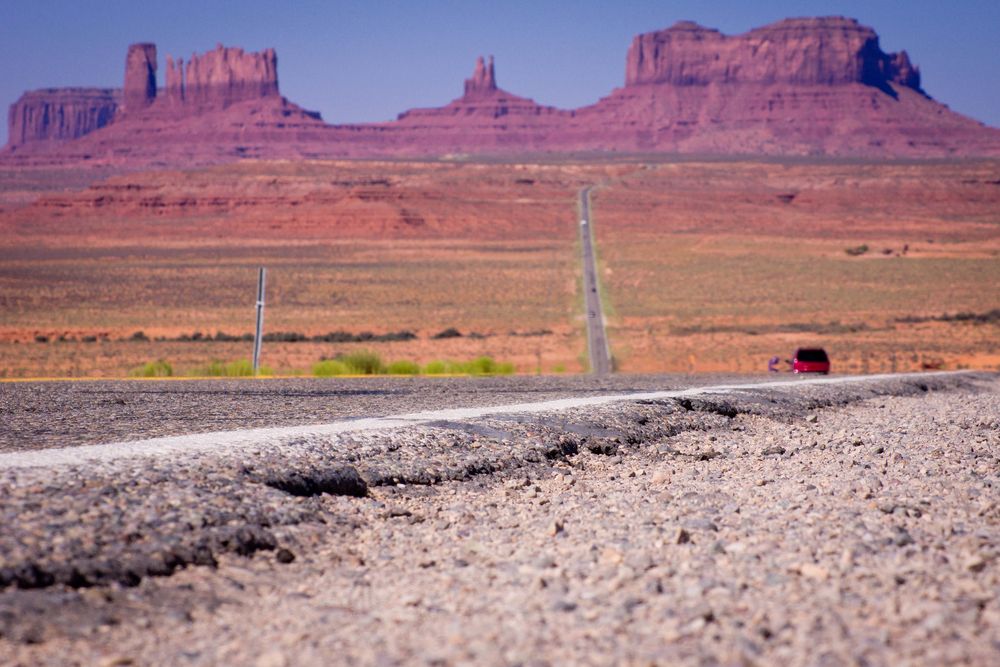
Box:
[2,1,998,145]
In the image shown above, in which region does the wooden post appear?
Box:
[252,267,266,376]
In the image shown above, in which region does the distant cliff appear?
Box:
[7,89,119,148]
[625,18,922,91]
[165,45,279,109]
[4,17,999,163]
[5,42,288,153]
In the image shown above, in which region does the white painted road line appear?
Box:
[0,371,966,470]
[0,372,965,470]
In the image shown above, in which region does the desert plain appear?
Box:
[1,156,998,379]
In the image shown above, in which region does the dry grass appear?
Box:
[0,240,575,333]
[592,160,1000,373]
[0,160,596,377]
[2,157,998,377]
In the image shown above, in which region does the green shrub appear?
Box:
[422,360,448,375]
[420,357,515,375]
[130,359,173,377]
[462,357,489,375]
[387,360,420,375]
[338,349,385,375]
[494,361,515,375]
[197,360,227,376]
[551,364,566,373]
[196,359,267,377]
[313,359,349,376]
[464,356,514,375]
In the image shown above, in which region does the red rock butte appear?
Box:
[4,16,1000,165]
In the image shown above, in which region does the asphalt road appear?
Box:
[2,372,955,469]
[0,373,770,453]
[579,186,612,375]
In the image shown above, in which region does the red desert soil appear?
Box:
[1,157,998,378]
[592,159,1000,373]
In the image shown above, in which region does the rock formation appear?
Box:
[163,45,280,109]
[3,17,998,163]
[6,88,119,148]
[165,56,185,105]
[464,56,497,98]
[624,18,921,92]
[177,45,279,108]
[2,42,298,158]
[886,50,920,90]
[398,56,564,122]
[385,57,570,155]
[123,43,157,113]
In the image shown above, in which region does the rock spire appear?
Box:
[463,56,497,98]
[123,43,157,112]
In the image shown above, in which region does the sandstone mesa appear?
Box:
[4,16,1000,165]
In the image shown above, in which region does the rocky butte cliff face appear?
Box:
[3,17,999,163]
[624,18,921,91]
[165,45,280,109]
[335,21,997,158]
[2,42,320,161]
[563,16,994,156]
[6,89,119,148]
[123,43,157,113]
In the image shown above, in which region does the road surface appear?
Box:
[579,186,612,374]
[0,372,955,468]
[1,371,997,666]
[1,374,781,453]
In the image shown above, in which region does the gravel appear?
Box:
[1,371,998,665]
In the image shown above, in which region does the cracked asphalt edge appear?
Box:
[0,371,971,470]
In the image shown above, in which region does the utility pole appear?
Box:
[252,267,266,376]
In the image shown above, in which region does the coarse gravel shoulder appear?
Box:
[1,371,998,666]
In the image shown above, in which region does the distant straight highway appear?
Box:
[579,186,613,375]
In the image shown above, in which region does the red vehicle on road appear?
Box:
[791,347,831,374]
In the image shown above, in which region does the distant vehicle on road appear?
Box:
[791,347,831,374]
